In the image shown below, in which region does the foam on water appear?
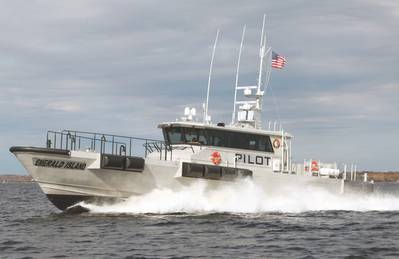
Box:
[83,179,399,214]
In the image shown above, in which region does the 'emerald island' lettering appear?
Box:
[33,158,86,170]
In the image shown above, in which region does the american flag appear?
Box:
[271,51,286,69]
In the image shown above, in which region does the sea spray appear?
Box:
[82,178,399,214]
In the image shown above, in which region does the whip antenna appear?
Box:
[232,25,246,124]
[204,29,220,124]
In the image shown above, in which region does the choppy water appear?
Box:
[1,182,399,258]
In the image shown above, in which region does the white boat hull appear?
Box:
[10,146,350,211]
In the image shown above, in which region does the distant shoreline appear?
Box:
[358,172,399,182]
[0,175,33,183]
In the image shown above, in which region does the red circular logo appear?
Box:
[211,151,221,165]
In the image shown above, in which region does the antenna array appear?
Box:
[231,14,272,129]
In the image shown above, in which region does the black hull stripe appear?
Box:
[9,146,70,156]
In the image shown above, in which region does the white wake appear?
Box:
[82,179,399,214]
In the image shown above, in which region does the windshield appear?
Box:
[163,126,273,153]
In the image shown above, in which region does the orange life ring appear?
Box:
[211,151,221,165]
[273,138,281,149]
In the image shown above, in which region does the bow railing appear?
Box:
[45,130,172,160]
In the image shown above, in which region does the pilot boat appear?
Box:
[9,17,364,211]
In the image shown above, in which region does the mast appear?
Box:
[232,25,246,124]
[204,29,220,124]
[257,14,266,95]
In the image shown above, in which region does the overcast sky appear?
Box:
[1,0,399,174]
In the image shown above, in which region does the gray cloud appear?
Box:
[1,0,399,173]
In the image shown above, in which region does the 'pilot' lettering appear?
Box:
[235,153,271,167]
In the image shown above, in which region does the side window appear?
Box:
[231,132,247,149]
[259,136,273,152]
[265,136,273,152]
[198,129,209,145]
[162,129,169,143]
[248,139,257,150]
[211,130,225,147]
[166,127,184,144]
[259,137,266,151]
[185,128,199,143]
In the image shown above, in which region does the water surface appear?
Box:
[1,183,399,258]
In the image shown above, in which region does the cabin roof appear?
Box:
[158,121,293,138]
